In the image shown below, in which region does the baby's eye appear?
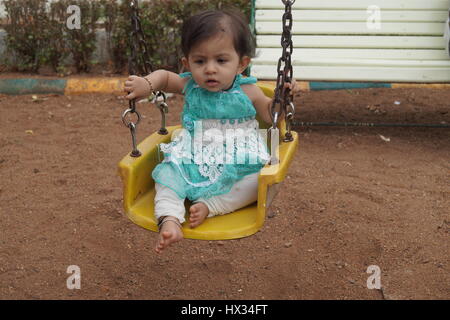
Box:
[194,60,204,65]
[217,59,227,64]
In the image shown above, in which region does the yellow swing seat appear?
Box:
[118,82,298,240]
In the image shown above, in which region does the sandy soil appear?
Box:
[0,87,449,300]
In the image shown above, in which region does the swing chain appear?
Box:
[129,0,169,135]
[122,1,170,158]
[270,0,296,143]
[129,0,153,76]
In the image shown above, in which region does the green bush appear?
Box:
[45,1,71,74]
[3,0,252,75]
[4,0,49,72]
[4,0,102,74]
[101,0,130,74]
[59,0,102,73]
[111,0,252,74]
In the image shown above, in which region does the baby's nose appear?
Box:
[205,61,217,73]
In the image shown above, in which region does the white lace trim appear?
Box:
[159,119,270,186]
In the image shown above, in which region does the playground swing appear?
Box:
[118,0,298,240]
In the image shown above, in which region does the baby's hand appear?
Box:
[283,78,300,96]
[124,75,151,101]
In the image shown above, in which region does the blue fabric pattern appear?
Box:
[152,73,269,200]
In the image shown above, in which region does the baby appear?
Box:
[124,9,298,253]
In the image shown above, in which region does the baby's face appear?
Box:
[183,33,249,92]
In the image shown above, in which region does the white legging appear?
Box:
[154,172,259,224]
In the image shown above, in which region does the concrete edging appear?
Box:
[0,77,127,95]
[1,77,450,95]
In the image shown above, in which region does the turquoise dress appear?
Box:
[152,72,270,200]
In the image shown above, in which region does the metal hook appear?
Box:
[121,108,141,128]
[128,122,141,157]
[271,111,279,130]
[282,0,296,5]
[155,91,169,135]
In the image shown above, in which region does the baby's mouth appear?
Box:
[206,79,219,87]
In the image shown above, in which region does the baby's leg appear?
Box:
[154,183,186,253]
[190,172,258,228]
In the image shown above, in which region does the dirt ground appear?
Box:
[0,85,449,300]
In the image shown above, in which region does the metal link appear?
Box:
[269,0,296,148]
[282,0,296,6]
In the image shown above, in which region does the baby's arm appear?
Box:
[242,84,272,124]
[124,70,188,101]
[242,79,299,125]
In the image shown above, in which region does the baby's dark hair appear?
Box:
[181,9,255,58]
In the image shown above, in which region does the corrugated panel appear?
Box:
[256,21,446,35]
[256,10,448,22]
[256,35,446,49]
[254,48,450,61]
[251,65,450,82]
[253,0,450,82]
[254,56,450,68]
[256,0,450,10]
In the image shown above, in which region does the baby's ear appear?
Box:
[238,56,251,74]
[181,57,190,71]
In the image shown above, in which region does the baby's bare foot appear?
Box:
[155,217,183,254]
[189,202,209,228]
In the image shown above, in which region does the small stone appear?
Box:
[284,242,292,248]
[268,211,276,218]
